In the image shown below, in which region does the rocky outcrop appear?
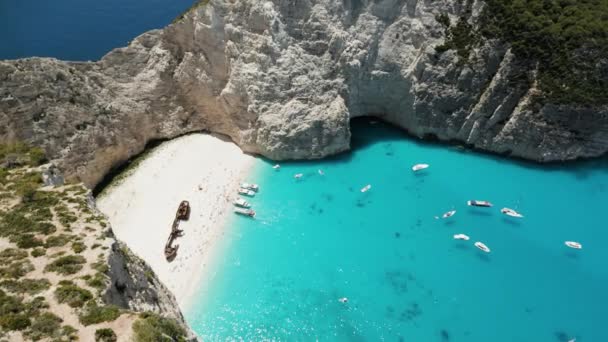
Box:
[1,0,607,187]
[104,241,198,341]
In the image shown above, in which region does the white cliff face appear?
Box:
[1,0,608,187]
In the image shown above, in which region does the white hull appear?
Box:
[565,241,582,249]
[412,163,429,172]
[238,188,255,197]
[233,198,250,208]
[442,210,456,218]
[501,208,523,218]
[475,242,491,253]
[453,234,470,241]
[234,208,256,217]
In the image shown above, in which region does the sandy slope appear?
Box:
[97,134,256,309]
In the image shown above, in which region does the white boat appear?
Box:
[501,207,523,218]
[241,182,259,192]
[474,241,491,253]
[565,241,582,249]
[412,163,429,172]
[294,173,303,179]
[318,169,325,176]
[237,188,255,197]
[272,164,281,169]
[453,234,470,241]
[234,207,256,217]
[233,198,251,208]
[467,200,493,207]
[338,297,348,303]
[442,210,456,218]
[360,184,372,193]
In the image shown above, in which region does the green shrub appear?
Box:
[72,241,86,254]
[55,283,93,308]
[132,312,188,342]
[44,255,86,275]
[26,312,62,340]
[28,147,47,166]
[86,273,107,290]
[0,248,28,262]
[31,247,46,257]
[0,289,30,331]
[79,303,121,326]
[45,234,73,248]
[0,260,34,278]
[479,0,608,104]
[24,296,49,314]
[62,325,78,340]
[0,279,51,295]
[95,328,117,342]
[13,233,44,249]
[0,313,31,331]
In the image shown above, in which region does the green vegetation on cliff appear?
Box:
[436,0,608,105]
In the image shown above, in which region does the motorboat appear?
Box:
[565,241,582,249]
[453,234,470,241]
[501,207,523,218]
[467,200,493,207]
[474,241,491,253]
[338,297,349,303]
[241,182,259,192]
[412,163,429,172]
[176,201,190,220]
[233,198,251,208]
[442,210,456,219]
[360,184,372,193]
[238,188,255,197]
[318,169,325,176]
[294,173,304,179]
[273,164,281,169]
[234,207,256,217]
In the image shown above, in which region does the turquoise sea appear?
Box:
[187,119,608,341]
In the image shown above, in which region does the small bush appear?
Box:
[79,303,121,326]
[31,247,46,257]
[0,289,29,331]
[13,233,44,249]
[55,283,93,308]
[72,241,86,253]
[132,312,188,342]
[0,260,34,278]
[26,312,62,340]
[24,296,49,314]
[0,279,51,295]
[44,255,86,275]
[0,248,28,262]
[45,234,73,248]
[86,273,107,290]
[95,328,117,342]
[0,313,31,331]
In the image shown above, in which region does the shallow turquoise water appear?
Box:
[187,119,608,341]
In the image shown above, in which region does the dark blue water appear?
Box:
[0,0,193,61]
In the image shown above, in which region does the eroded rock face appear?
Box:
[1,0,607,187]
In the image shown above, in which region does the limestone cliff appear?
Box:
[1,0,607,188]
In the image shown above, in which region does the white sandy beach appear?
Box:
[97,134,256,309]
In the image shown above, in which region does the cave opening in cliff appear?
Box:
[92,137,170,197]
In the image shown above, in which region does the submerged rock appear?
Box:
[1,0,608,188]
